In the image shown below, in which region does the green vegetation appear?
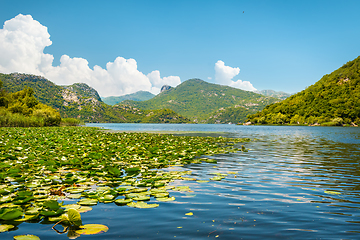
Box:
[122,79,280,123]
[0,80,61,127]
[247,56,360,126]
[60,118,84,126]
[206,105,254,124]
[0,127,249,235]
[1,73,189,123]
[102,91,155,105]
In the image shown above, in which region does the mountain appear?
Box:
[257,90,292,100]
[102,91,155,105]
[121,78,280,123]
[247,56,360,126]
[0,73,190,123]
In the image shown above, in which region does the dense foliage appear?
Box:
[206,106,253,124]
[0,80,61,127]
[247,56,360,126]
[102,91,155,105]
[0,73,189,123]
[0,127,249,235]
[122,79,279,122]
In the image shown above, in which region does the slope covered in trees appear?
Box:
[0,73,190,123]
[0,79,61,127]
[122,79,279,123]
[102,91,155,105]
[247,56,360,126]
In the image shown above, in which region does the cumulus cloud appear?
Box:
[214,60,257,92]
[147,70,181,94]
[0,14,181,97]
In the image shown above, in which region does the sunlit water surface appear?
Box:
[6,124,360,239]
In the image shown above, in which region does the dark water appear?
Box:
[6,124,360,239]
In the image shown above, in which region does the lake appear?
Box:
[6,124,360,239]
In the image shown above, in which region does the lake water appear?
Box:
[7,124,360,239]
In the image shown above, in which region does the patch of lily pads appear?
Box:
[0,127,249,236]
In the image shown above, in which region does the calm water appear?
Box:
[6,124,360,239]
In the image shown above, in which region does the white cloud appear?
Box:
[0,14,181,97]
[147,70,181,94]
[214,60,257,92]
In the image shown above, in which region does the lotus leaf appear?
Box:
[42,200,61,211]
[77,206,92,213]
[13,235,40,240]
[156,196,175,202]
[127,202,159,208]
[75,224,108,235]
[77,198,98,206]
[114,199,132,206]
[133,195,150,201]
[0,224,14,233]
[0,208,23,220]
[173,186,191,192]
[67,208,82,226]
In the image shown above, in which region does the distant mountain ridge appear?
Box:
[247,56,360,126]
[102,91,155,105]
[0,73,189,123]
[121,78,280,123]
[257,90,292,100]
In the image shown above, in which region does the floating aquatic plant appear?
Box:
[0,127,249,235]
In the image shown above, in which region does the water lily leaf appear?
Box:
[210,176,224,181]
[77,198,98,206]
[77,206,92,213]
[13,235,40,240]
[115,198,132,206]
[25,207,41,215]
[324,190,341,195]
[0,208,23,220]
[68,194,82,199]
[0,224,14,232]
[127,202,159,208]
[40,208,64,217]
[42,200,61,210]
[75,224,108,235]
[68,208,82,226]
[173,186,190,192]
[133,195,150,201]
[156,196,175,202]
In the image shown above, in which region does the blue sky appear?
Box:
[0,0,359,96]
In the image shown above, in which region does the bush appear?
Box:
[60,118,83,126]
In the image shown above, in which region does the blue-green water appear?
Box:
[5,124,360,239]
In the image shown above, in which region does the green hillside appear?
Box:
[102,91,155,105]
[121,79,279,122]
[247,56,360,126]
[0,73,189,123]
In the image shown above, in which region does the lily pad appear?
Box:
[13,235,40,240]
[115,199,132,206]
[77,198,98,206]
[156,196,175,202]
[75,224,108,235]
[0,208,23,220]
[0,224,14,232]
[127,202,159,208]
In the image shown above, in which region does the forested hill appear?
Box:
[121,78,280,123]
[0,73,190,123]
[102,91,155,105]
[247,56,360,126]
